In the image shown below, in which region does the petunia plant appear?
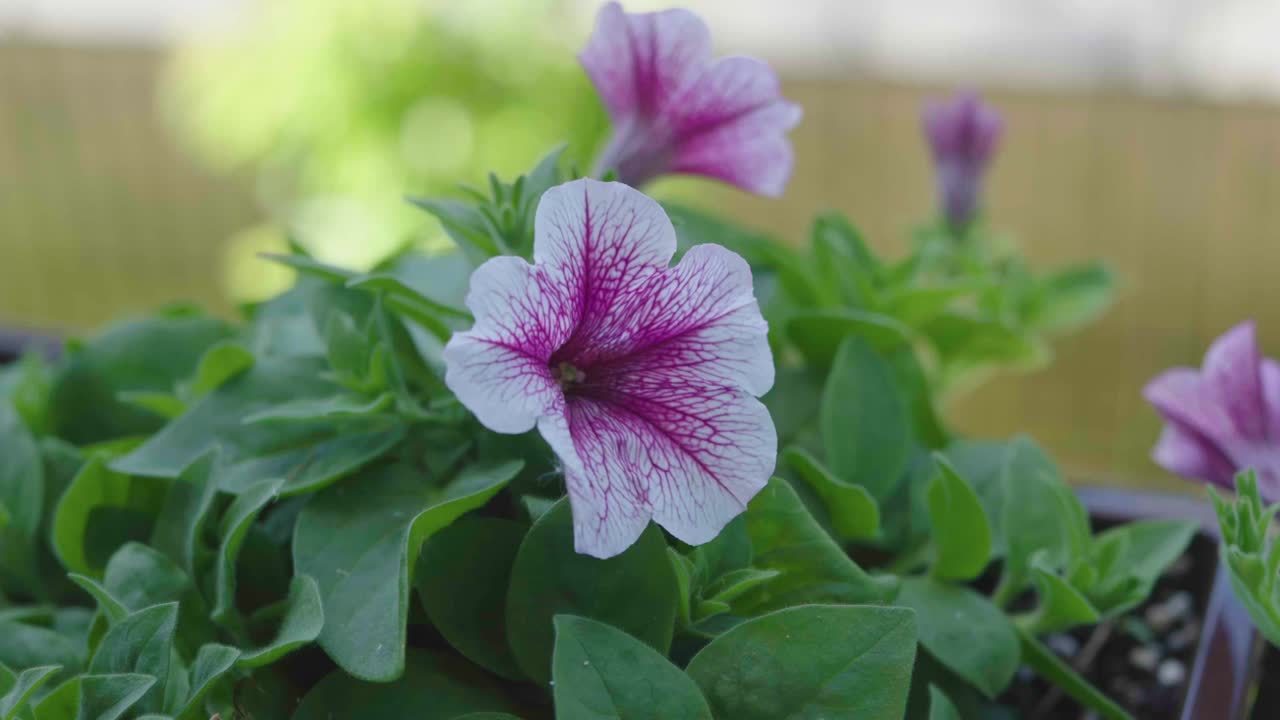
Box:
[0,3,1180,720]
[1148,321,1280,651]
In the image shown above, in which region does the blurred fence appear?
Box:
[4,41,1280,491]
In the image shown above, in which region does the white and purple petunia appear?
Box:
[1144,321,1280,501]
[922,91,1003,231]
[581,2,802,197]
[443,178,777,558]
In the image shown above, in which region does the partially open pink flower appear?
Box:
[922,91,1003,231]
[444,178,776,558]
[581,2,802,197]
[1145,321,1280,500]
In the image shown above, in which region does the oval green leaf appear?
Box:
[416,516,525,680]
[505,498,677,686]
[294,460,521,681]
[686,604,917,720]
[552,615,711,720]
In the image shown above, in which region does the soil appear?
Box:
[1250,645,1280,719]
[998,531,1217,719]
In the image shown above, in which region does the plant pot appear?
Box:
[0,327,60,363]
[1074,486,1266,720]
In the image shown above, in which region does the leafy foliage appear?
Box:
[0,132,1151,720]
[1213,471,1280,646]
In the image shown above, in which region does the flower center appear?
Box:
[552,361,587,390]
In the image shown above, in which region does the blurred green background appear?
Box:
[4,0,1280,493]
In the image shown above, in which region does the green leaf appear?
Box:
[179,341,255,401]
[552,615,712,720]
[1098,519,1198,588]
[927,686,960,720]
[881,282,983,328]
[937,439,1011,548]
[0,622,82,675]
[1088,520,1197,616]
[735,479,896,614]
[176,644,239,719]
[49,314,232,445]
[896,577,1019,698]
[923,312,1050,391]
[1025,559,1100,633]
[149,452,219,579]
[0,352,53,435]
[810,213,881,308]
[67,575,128,624]
[821,336,912,501]
[699,569,782,607]
[1015,627,1134,720]
[52,458,168,578]
[687,605,917,720]
[789,310,913,369]
[407,198,501,264]
[782,447,879,541]
[294,461,521,681]
[116,392,185,420]
[293,649,516,720]
[1029,262,1115,334]
[109,357,342,479]
[215,426,406,497]
[0,402,42,539]
[101,543,214,658]
[925,456,992,581]
[689,516,753,584]
[884,347,948,450]
[997,437,1073,602]
[31,677,78,720]
[89,604,177,714]
[241,393,394,424]
[415,517,524,680]
[212,478,285,627]
[0,665,60,720]
[762,368,823,449]
[506,498,678,686]
[239,575,323,668]
[77,673,156,720]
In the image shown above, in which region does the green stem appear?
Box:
[886,542,933,575]
[1016,626,1134,720]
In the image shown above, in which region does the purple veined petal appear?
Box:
[442,256,574,434]
[579,2,711,121]
[596,243,775,395]
[532,178,677,364]
[1202,320,1269,441]
[1151,423,1237,490]
[1144,368,1239,449]
[672,99,802,198]
[536,182,771,393]
[1260,358,1280,441]
[555,382,776,558]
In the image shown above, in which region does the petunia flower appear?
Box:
[443,178,776,558]
[1144,321,1280,500]
[580,2,802,197]
[922,91,1003,232]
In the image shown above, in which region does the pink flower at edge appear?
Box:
[443,178,777,558]
[1144,321,1280,500]
[580,2,802,197]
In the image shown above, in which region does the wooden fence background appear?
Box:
[5,43,1280,491]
